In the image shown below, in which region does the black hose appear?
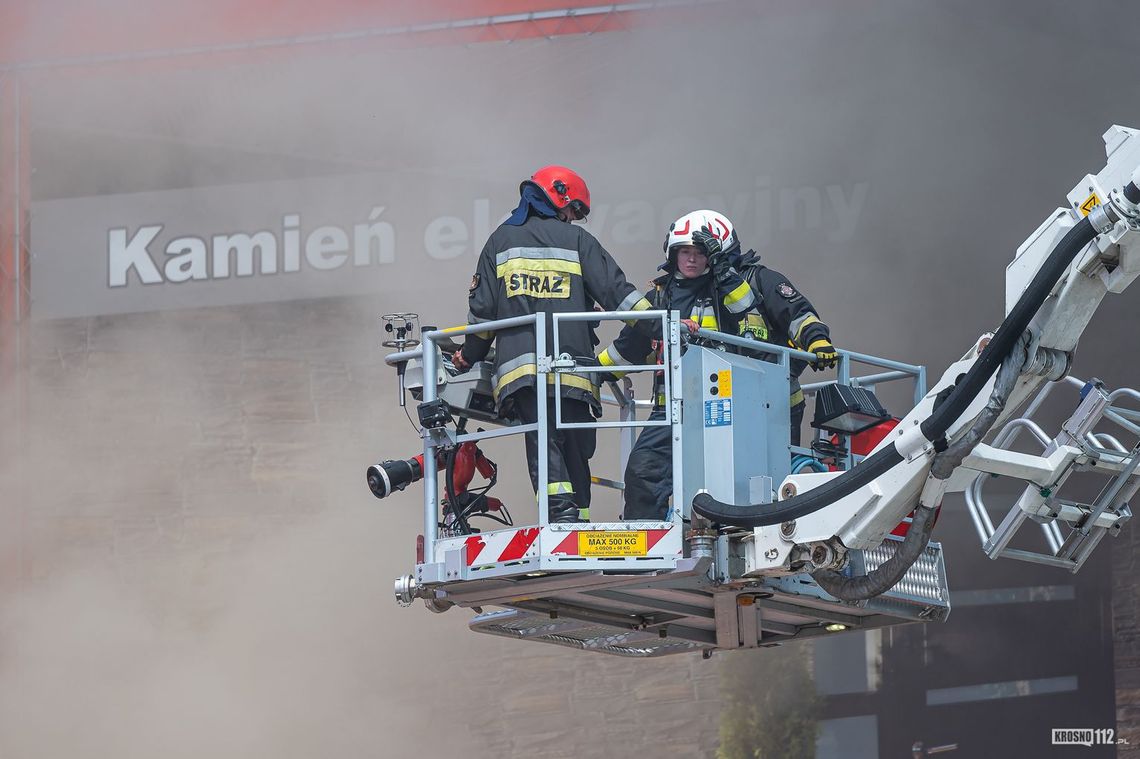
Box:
[812,344,1028,601]
[1124,180,1140,205]
[443,447,472,535]
[930,338,1027,480]
[693,446,903,529]
[812,503,939,601]
[693,216,1097,528]
[918,217,1093,441]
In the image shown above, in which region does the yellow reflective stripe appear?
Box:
[792,314,822,345]
[547,481,574,495]
[578,508,590,521]
[622,297,653,327]
[790,388,805,406]
[494,363,535,397]
[807,338,833,353]
[597,348,628,379]
[496,258,582,278]
[723,280,754,307]
[684,309,711,325]
[493,363,600,400]
[739,313,769,339]
[475,331,493,340]
[552,372,600,396]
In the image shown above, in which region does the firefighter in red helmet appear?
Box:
[452,165,651,523]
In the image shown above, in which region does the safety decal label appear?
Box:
[717,369,732,398]
[579,531,648,557]
[551,528,672,557]
[1079,192,1102,216]
[705,399,732,427]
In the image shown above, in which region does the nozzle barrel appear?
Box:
[367,456,424,499]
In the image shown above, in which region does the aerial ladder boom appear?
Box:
[372,126,1140,657]
[697,124,1140,586]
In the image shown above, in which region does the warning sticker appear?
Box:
[705,398,732,427]
[579,531,648,557]
[717,369,732,398]
[1079,192,1102,216]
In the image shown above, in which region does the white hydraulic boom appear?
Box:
[713,125,1140,589]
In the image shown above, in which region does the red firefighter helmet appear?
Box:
[524,165,591,219]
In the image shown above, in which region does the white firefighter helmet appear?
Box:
[663,209,737,259]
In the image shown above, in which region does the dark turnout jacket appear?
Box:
[598,266,753,406]
[462,214,650,412]
[599,249,832,409]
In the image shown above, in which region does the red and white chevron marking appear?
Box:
[434,524,681,567]
[459,527,541,566]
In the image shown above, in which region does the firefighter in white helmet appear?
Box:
[597,210,836,520]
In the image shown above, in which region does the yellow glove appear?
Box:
[808,339,838,371]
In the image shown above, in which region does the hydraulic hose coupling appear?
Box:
[1106,165,1140,230]
[686,528,717,560]
[394,574,418,607]
[1022,345,1071,381]
[1128,164,1140,207]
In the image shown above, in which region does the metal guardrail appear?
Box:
[552,309,676,430]
[394,311,928,561]
[693,325,926,469]
[412,310,685,560]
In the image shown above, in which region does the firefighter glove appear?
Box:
[595,371,620,384]
[808,339,838,371]
[693,226,736,289]
[690,224,723,259]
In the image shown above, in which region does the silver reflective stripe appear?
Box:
[788,312,817,343]
[617,289,647,312]
[494,351,538,384]
[603,344,632,366]
[495,247,580,266]
[723,287,755,313]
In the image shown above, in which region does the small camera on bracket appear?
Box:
[381,312,420,350]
